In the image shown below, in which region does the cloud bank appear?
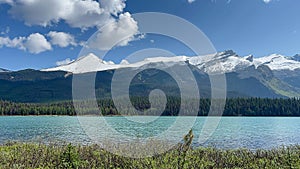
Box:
[0,31,78,54]
[47,31,77,48]
[89,12,139,50]
[1,0,140,52]
[0,36,25,50]
[23,33,52,54]
[7,0,125,29]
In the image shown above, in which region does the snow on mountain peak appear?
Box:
[218,50,238,58]
[254,54,300,71]
[41,51,300,74]
[0,68,10,73]
[244,55,254,62]
[188,51,253,73]
[120,60,130,65]
[103,61,115,65]
[42,53,119,73]
[144,56,188,63]
[76,53,105,64]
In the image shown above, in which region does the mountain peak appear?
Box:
[0,68,10,73]
[245,55,254,62]
[219,50,237,57]
[254,53,300,71]
[41,51,300,74]
[120,60,130,65]
[42,53,119,73]
[76,53,103,63]
[77,53,117,65]
[292,54,300,62]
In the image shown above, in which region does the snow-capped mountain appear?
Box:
[42,53,188,74]
[42,53,120,73]
[189,50,300,73]
[291,54,300,62]
[254,54,300,71]
[189,50,254,73]
[0,68,10,73]
[42,50,300,75]
[3,50,300,102]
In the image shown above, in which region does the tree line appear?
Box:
[0,97,300,116]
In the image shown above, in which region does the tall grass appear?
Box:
[1,131,300,168]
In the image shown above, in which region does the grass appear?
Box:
[1,131,300,168]
[266,78,300,98]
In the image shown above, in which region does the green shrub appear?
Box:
[1,138,300,168]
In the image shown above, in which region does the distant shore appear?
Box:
[2,97,300,116]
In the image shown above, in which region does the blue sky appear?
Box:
[0,0,299,70]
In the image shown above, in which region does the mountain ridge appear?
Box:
[2,50,300,103]
[0,68,10,73]
[41,50,300,74]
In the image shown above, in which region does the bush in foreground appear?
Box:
[1,131,300,169]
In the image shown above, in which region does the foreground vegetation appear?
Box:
[1,131,300,169]
[1,97,300,116]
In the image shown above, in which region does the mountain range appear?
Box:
[0,68,10,73]
[1,50,300,103]
[42,50,300,74]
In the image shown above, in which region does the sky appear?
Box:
[0,0,299,70]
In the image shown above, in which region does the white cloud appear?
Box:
[7,0,126,30]
[187,0,196,3]
[89,12,139,50]
[0,37,10,47]
[56,58,74,66]
[48,31,76,47]
[0,36,25,50]
[1,0,140,52]
[0,0,13,4]
[263,0,272,3]
[62,0,112,30]
[9,0,68,27]
[100,0,126,16]
[0,32,78,54]
[23,33,52,54]
[0,31,83,54]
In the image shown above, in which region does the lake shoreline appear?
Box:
[1,115,300,117]
[3,97,300,116]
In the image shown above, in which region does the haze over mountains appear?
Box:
[1,50,300,102]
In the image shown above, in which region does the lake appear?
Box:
[1,116,300,150]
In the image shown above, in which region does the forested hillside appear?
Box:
[1,97,300,116]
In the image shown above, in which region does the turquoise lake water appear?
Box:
[1,116,300,149]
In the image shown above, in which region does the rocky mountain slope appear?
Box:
[1,50,300,102]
